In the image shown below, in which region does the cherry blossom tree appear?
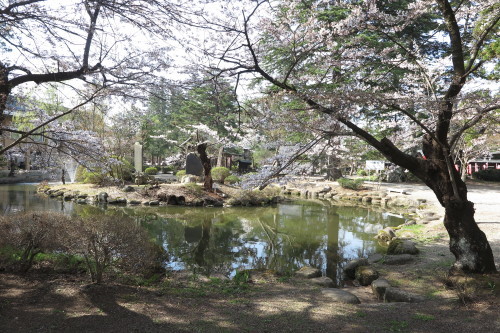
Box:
[202,0,499,273]
[0,0,197,154]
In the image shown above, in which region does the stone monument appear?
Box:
[185,152,203,176]
[134,142,143,173]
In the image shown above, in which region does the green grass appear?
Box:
[413,313,435,321]
[388,320,408,332]
[355,310,367,318]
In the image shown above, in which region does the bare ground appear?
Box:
[1,180,499,332]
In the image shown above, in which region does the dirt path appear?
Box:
[366,181,500,266]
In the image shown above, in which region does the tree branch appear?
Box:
[0,89,103,155]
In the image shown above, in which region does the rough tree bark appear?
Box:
[197,142,213,192]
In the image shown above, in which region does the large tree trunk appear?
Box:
[418,136,497,273]
[197,143,213,192]
[443,199,496,273]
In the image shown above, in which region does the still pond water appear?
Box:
[0,184,405,285]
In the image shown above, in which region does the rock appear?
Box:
[123,185,135,192]
[97,192,108,203]
[382,254,415,265]
[149,200,160,206]
[417,210,435,218]
[361,196,372,204]
[367,253,384,264]
[63,194,74,201]
[50,190,64,198]
[76,199,87,204]
[421,216,440,224]
[181,175,198,184]
[384,287,425,303]
[371,278,391,300]
[108,197,127,204]
[309,276,334,287]
[225,198,240,206]
[128,200,141,205]
[295,266,321,279]
[387,239,419,255]
[300,190,308,197]
[321,289,361,304]
[204,198,223,207]
[318,186,332,194]
[270,196,281,204]
[77,193,88,199]
[355,266,379,286]
[403,220,416,226]
[185,152,204,176]
[376,227,396,242]
[344,258,369,279]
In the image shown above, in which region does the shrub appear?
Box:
[211,167,231,183]
[337,177,364,190]
[64,215,165,283]
[75,167,106,184]
[144,167,158,175]
[36,180,50,192]
[0,212,71,272]
[162,166,174,173]
[0,212,166,281]
[472,169,500,182]
[357,169,368,176]
[110,158,134,181]
[225,175,241,184]
[176,170,186,179]
[74,165,86,182]
[183,183,203,196]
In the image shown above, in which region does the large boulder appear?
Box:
[387,239,419,255]
[355,266,379,286]
[295,266,321,279]
[318,186,332,194]
[181,175,199,184]
[97,192,108,203]
[185,152,204,176]
[376,227,396,242]
[321,289,360,304]
[344,258,369,279]
[123,185,135,192]
[371,278,391,300]
[108,197,127,204]
[367,253,384,264]
[384,287,425,303]
[309,276,335,287]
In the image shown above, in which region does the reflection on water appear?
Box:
[1,185,404,285]
[0,184,74,215]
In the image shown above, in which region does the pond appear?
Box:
[0,184,405,285]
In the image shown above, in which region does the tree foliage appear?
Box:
[201,0,499,273]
